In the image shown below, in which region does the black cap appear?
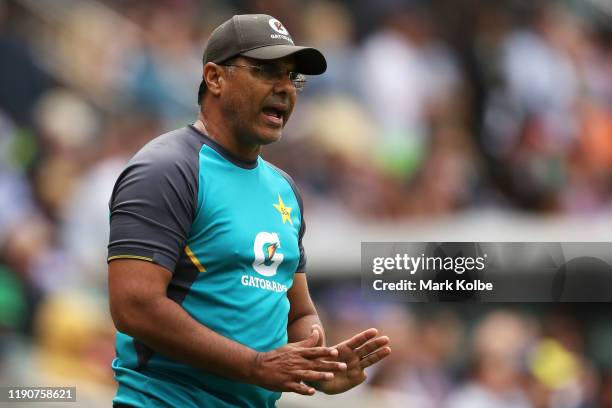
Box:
[203,14,327,75]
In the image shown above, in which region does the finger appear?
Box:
[360,346,392,369]
[355,336,390,358]
[309,359,347,372]
[343,328,378,351]
[287,381,315,396]
[300,346,338,359]
[295,329,320,348]
[295,370,334,382]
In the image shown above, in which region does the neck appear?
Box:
[195,112,261,162]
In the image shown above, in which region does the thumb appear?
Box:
[311,324,324,346]
[296,327,320,347]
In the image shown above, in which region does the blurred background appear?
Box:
[1,0,612,406]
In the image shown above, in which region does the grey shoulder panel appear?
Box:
[108,127,202,273]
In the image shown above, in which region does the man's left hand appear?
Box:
[313,327,391,395]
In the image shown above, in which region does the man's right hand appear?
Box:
[250,329,347,395]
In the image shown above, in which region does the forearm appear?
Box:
[287,312,325,345]
[113,296,257,383]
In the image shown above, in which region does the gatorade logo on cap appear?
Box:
[269,18,289,35]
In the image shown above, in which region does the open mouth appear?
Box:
[262,107,283,120]
[261,105,287,127]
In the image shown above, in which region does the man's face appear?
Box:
[219,56,298,147]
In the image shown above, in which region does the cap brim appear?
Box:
[240,45,327,75]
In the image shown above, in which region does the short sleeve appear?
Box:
[107,135,199,273]
[296,215,306,272]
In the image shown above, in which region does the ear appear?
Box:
[203,62,224,96]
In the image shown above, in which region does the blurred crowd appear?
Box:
[310,284,612,408]
[1,0,612,406]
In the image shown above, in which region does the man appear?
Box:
[107,14,391,407]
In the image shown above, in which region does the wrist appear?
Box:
[242,349,262,385]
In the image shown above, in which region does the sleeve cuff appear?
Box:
[107,246,176,273]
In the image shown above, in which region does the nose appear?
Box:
[273,72,295,95]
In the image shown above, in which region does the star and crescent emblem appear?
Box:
[273,194,293,225]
